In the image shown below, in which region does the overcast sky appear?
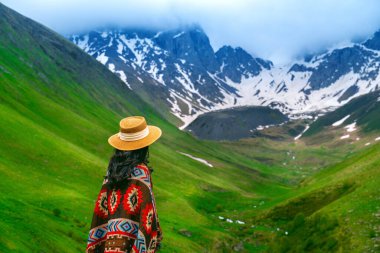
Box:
[2,0,380,64]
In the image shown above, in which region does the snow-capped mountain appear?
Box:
[69,26,380,128]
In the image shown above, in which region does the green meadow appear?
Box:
[1,3,379,252]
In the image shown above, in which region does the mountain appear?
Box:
[2,3,380,252]
[68,26,272,127]
[303,89,380,138]
[69,27,380,128]
[0,3,299,252]
[186,106,288,140]
[217,90,380,145]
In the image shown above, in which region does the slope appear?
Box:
[209,129,380,252]
[186,106,288,140]
[3,3,378,252]
[262,142,380,252]
[69,27,272,127]
[70,26,380,128]
[0,3,293,252]
[305,90,380,137]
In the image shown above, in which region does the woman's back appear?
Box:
[86,116,163,253]
[86,163,162,253]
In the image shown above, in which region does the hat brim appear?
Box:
[108,125,162,151]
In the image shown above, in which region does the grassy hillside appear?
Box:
[305,90,380,137]
[1,3,379,253]
[212,132,380,252]
[263,142,380,252]
[0,3,294,252]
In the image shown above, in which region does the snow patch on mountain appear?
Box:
[69,27,380,129]
[332,115,351,126]
[96,53,108,65]
[344,122,357,132]
[177,151,213,167]
[294,125,310,140]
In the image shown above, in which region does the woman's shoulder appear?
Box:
[130,163,152,188]
[132,163,151,176]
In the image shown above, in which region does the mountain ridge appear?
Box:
[2,3,380,252]
[68,26,273,127]
[69,26,380,128]
[1,3,284,251]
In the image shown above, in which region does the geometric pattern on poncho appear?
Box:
[108,189,121,215]
[86,163,162,253]
[131,165,151,187]
[131,230,146,253]
[123,183,143,215]
[107,218,139,239]
[87,223,108,248]
[94,188,108,219]
[147,231,158,253]
[141,203,154,235]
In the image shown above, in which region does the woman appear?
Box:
[86,116,163,253]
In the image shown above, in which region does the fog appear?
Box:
[3,0,380,64]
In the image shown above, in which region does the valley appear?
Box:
[0,3,380,253]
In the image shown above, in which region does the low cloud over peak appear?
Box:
[3,0,380,64]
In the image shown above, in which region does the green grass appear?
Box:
[257,142,380,252]
[0,4,297,252]
[304,90,380,137]
[1,3,380,252]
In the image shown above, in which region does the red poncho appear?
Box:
[86,164,163,253]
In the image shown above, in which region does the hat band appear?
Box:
[118,127,150,141]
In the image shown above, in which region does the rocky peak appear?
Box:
[215,46,272,83]
[307,45,376,90]
[69,24,380,126]
[363,30,380,50]
[153,25,219,72]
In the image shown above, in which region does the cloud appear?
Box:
[3,0,380,64]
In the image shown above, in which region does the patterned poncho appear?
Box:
[86,163,163,253]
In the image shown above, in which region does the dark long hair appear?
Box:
[105,146,152,186]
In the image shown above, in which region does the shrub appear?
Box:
[52,208,61,217]
[267,213,342,252]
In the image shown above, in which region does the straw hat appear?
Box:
[108,116,162,151]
